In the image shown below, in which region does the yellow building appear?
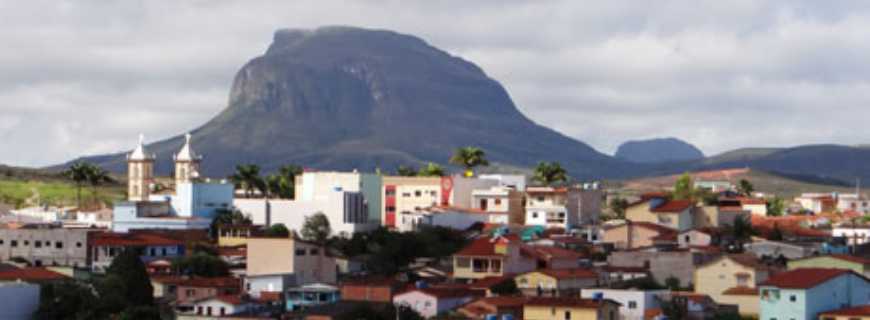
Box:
[693,254,772,316]
[382,176,445,228]
[819,305,870,320]
[624,197,695,231]
[523,297,620,320]
[515,269,599,297]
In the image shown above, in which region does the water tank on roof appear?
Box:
[592,292,604,301]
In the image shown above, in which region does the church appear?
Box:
[112,134,234,232]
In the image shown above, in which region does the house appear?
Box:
[286,283,340,311]
[601,221,677,250]
[692,205,748,228]
[456,296,526,319]
[341,276,402,303]
[719,197,768,216]
[392,287,482,318]
[470,186,526,225]
[452,235,536,280]
[0,224,93,268]
[522,296,621,320]
[837,193,870,214]
[172,276,242,312]
[216,225,262,247]
[525,245,587,269]
[743,239,819,260]
[244,238,336,297]
[693,254,775,316]
[477,174,527,191]
[113,134,234,232]
[178,295,252,319]
[525,187,602,229]
[0,282,40,320]
[678,228,722,248]
[794,193,837,213]
[396,206,508,232]
[788,254,870,277]
[89,231,185,273]
[597,266,650,286]
[818,305,870,320]
[759,268,870,320]
[833,225,870,247]
[608,250,720,286]
[382,176,450,229]
[660,292,721,320]
[624,196,695,231]
[515,269,598,297]
[579,288,668,320]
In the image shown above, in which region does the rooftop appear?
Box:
[91,232,184,246]
[650,200,694,213]
[535,268,598,279]
[819,305,870,316]
[525,297,618,308]
[0,267,69,282]
[760,268,859,289]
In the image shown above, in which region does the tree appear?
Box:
[724,214,756,252]
[265,223,290,238]
[173,252,230,277]
[264,164,302,199]
[417,162,446,177]
[489,278,519,296]
[672,172,694,200]
[664,276,681,290]
[35,281,104,320]
[769,223,784,241]
[85,165,113,206]
[301,212,332,244]
[532,161,568,186]
[229,164,265,198]
[737,179,755,197]
[209,208,251,239]
[449,146,489,177]
[118,306,161,320]
[97,248,154,315]
[63,162,92,208]
[609,197,629,219]
[396,165,418,177]
[767,196,785,216]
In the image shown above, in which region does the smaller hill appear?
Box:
[615,138,704,164]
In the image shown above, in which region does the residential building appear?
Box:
[470,186,525,224]
[173,276,242,312]
[678,228,721,248]
[294,171,383,225]
[523,297,620,320]
[608,250,720,286]
[244,238,336,297]
[788,254,870,277]
[396,206,507,232]
[450,176,501,210]
[744,240,818,260]
[89,231,185,272]
[382,176,449,229]
[478,174,527,191]
[286,283,340,311]
[601,221,677,250]
[525,245,587,269]
[818,305,870,320]
[833,225,870,247]
[580,288,668,320]
[660,292,722,320]
[0,282,39,320]
[694,254,775,316]
[180,295,251,318]
[597,266,650,286]
[341,277,402,303]
[0,224,93,268]
[692,205,748,228]
[525,187,602,229]
[759,268,870,320]
[794,193,837,213]
[515,269,598,297]
[113,134,234,232]
[216,225,262,247]
[719,197,768,216]
[456,296,526,319]
[392,287,482,318]
[836,193,870,214]
[625,196,695,231]
[452,235,536,280]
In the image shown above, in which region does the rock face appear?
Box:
[615,138,704,163]
[67,26,638,179]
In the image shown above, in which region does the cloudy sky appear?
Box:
[3,1,870,167]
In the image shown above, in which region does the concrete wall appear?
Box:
[580,289,667,320]
[0,227,91,267]
[608,250,719,285]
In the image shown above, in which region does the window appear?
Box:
[386,190,396,196]
[23,240,29,246]
[0,239,4,245]
[35,241,42,248]
[628,301,637,309]
[386,206,396,213]
[76,242,82,248]
[10,240,17,247]
[789,295,796,302]
[207,306,212,316]
[537,196,545,202]
[564,311,571,320]
[532,212,539,218]
[161,248,166,256]
[310,248,320,255]
[402,192,411,197]
[55,242,62,249]
[491,259,502,273]
[456,257,470,268]
[197,306,203,315]
[424,301,431,308]
[295,249,306,256]
[415,191,422,197]
[149,248,156,256]
[494,198,502,205]
[220,307,226,316]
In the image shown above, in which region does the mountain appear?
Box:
[622,168,853,198]
[615,137,704,163]
[64,26,641,179]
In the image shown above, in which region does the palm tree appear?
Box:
[63,162,91,208]
[449,147,489,177]
[395,166,418,177]
[417,162,446,177]
[229,164,265,198]
[532,161,568,186]
[85,165,113,207]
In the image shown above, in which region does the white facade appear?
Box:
[186,297,249,318]
[833,226,870,246]
[837,194,870,214]
[149,182,234,218]
[397,208,507,232]
[0,282,40,320]
[525,187,602,229]
[581,288,668,320]
[393,290,475,319]
[478,174,527,191]
[234,191,374,236]
[471,187,512,212]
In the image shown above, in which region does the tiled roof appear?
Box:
[805,254,870,265]
[403,287,483,299]
[650,200,694,213]
[470,276,512,289]
[91,232,183,246]
[471,296,527,307]
[525,246,586,260]
[153,276,240,288]
[455,235,521,257]
[819,305,870,316]
[535,268,598,279]
[722,286,759,296]
[212,295,244,305]
[525,297,617,308]
[600,265,649,273]
[257,291,282,302]
[760,268,855,289]
[0,267,68,282]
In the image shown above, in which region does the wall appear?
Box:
[341,284,393,303]
[678,230,712,248]
[245,238,335,290]
[172,182,234,218]
[393,291,440,318]
[523,305,603,320]
[744,241,814,260]
[0,282,39,320]
[602,224,660,250]
[0,227,91,267]
[693,256,764,316]
[451,176,499,208]
[788,256,866,276]
[609,251,718,285]
[580,289,667,320]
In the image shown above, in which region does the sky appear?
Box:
[3,1,870,167]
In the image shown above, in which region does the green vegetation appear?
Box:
[395,165,418,177]
[265,223,290,238]
[608,197,629,219]
[737,179,755,197]
[766,196,785,216]
[417,162,446,177]
[229,164,265,198]
[672,172,694,200]
[332,226,467,276]
[449,146,489,177]
[532,161,568,186]
[0,179,123,208]
[172,252,230,277]
[489,278,519,296]
[301,212,332,245]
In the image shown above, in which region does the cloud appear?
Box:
[2,0,870,166]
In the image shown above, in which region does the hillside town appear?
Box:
[0,136,868,320]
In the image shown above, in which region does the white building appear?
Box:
[833,225,870,246]
[478,174,527,191]
[0,282,40,320]
[396,206,508,232]
[525,186,602,229]
[580,288,668,320]
[836,193,870,214]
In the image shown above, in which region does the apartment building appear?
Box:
[0,224,94,268]
[525,187,602,230]
[244,238,336,297]
[382,176,448,228]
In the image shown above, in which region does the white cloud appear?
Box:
[2,0,870,166]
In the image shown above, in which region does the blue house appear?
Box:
[758,268,870,320]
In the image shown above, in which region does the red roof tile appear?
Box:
[468,296,527,307]
[760,268,858,289]
[535,268,598,279]
[651,200,694,213]
[722,286,759,296]
[525,246,586,260]
[401,287,483,299]
[153,276,240,288]
[257,291,282,302]
[0,267,68,282]
[210,295,244,305]
[455,235,521,257]
[819,305,870,316]
[91,232,183,246]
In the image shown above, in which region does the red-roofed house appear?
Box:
[183,294,252,318]
[452,235,536,280]
[694,254,776,316]
[523,297,620,320]
[759,268,870,320]
[515,268,598,297]
[819,305,870,320]
[393,287,484,318]
[89,231,185,273]
[0,267,69,284]
[340,276,403,303]
[625,196,695,231]
[525,245,586,269]
[457,296,527,319]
